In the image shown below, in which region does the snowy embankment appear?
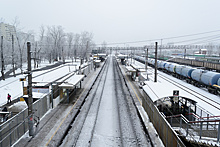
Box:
[0,60,82,106]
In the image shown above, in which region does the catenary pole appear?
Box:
[27,42,34,136]
[145,48,148,71]
[154,42,158,82]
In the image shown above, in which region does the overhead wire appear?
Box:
[96,29,220,46]
[33,29,220,46]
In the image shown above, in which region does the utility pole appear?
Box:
[1,36,5,80]
[154,42,158,82]
[184,49,186,59]
[34,42,37,69]
[145,48,148,71]
[27,42,34,136]
[12,35,15,76]
[85,41,89,62]
[62,46,65,64]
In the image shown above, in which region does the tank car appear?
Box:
[218,78,220,86]
[168,63,178,73]
[191,69,205,87]
[175,65,185,79]
[201,71,220,86]
[158,61,166,69]
[164,62,172,73]
[180,66,195,83]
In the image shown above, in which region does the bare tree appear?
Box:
[79,31,93,60]
[207,43,214,55]
[47,26,65,61]
[73,34,80,61]
[101,41,107,53]
[1,36,5,80]
[37,25,45,65]
[12,17,27,73]
[66,32,74,59]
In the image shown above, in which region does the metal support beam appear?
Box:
[67,89,69,103]
[200,122,203,139]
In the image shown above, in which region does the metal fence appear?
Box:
[166,113,220,143]
[0,94,50,147]
[142,90,186,147]
[81,61,93,76]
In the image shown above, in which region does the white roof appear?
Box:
[125,66,136,72]
[117,54,128,59]
[94,60,101,63]
[130,63,144,69]
[143,80,184,102]
[98,53,106,56]
[59,75,85,89]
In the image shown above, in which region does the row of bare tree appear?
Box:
[0,22,95,80]
[38,25,95,64]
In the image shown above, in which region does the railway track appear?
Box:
[0,63,80,106]
[60,56,151,147]
[135,57,220,115]
[157,71,220,112]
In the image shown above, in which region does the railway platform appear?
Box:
[13,61,105,147]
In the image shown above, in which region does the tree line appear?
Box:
[0,20,95,80]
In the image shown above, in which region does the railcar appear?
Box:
[191,60,204,67]
[172,57,220,72]
[134,55,220,94]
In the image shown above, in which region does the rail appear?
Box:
[0,61,94,147]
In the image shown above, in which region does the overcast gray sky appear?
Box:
[1,0,220,46]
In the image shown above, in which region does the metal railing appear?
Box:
[142,90,185,147]
[0,94,50,147]
[166,113,220,143]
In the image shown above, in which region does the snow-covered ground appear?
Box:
[0,60,82,106]
[127,59,220,116]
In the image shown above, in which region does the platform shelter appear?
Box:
[59,75,85,103]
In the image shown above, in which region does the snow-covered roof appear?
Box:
[125,66,136,72]
[142,71,220,116]
[130,63,143,69]
[117,54,128,59]
[94,60,101,63]
[59,75,85,89]
[142,80,185,102]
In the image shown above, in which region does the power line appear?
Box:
[171,34,220,44]
[97,29,220,46]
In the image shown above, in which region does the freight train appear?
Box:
[171,58,220,72]
[134,55,220,95]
